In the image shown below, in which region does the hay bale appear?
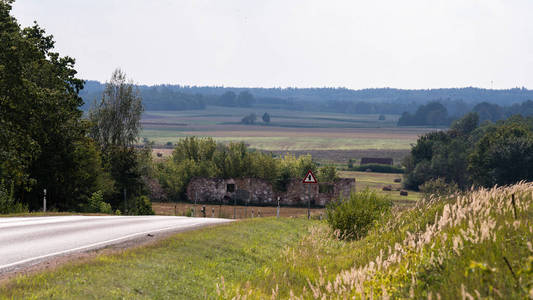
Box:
[400,190,408,196]
[393,178,402,183]
[156,152,163,157]
[382,185,392,191]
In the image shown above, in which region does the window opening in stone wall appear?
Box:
[226,184,235,192]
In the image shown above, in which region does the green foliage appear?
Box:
[347,159,354,169]
[241,113,257,124]
[326,189,392,240]
[89,69,143,150]
[450,112,479,135]
[87,190,112,214]
[158,137,320,200]
[318,165,339,182]
[350,163,404,173]
[87,69,154,215]
[262,112,271,123]
[405,113,533,190]
[129,195,154,215]
[0,2,108,211]
[469,121,533,187]
[398,102,451,126]
[0,180,28,214]
[419,178,459,200]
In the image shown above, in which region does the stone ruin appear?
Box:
[186,177,355,207]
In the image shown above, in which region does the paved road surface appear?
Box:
[0,215,232,273]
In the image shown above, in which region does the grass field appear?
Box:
[2,183,531,298]
[340,170,421,204]
[141,107,437,152]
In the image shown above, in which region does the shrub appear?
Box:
[419,178,459,200]
[87,190,112,214]
[318,165,339,182]
[131,195,155,215]
[0,181,28,214]
[350,163,404,173]
[326,189,392,240]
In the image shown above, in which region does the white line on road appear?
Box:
[0,221,209,272]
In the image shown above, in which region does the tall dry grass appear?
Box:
[226,182,533,299]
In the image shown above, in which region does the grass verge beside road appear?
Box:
[0,218,312,299]
[1,183,531,298]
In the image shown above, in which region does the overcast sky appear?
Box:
[11,0,533,89]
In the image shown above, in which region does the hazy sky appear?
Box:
[11,0,533,89]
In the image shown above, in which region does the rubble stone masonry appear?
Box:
[186,177,355,207]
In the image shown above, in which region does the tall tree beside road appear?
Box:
[89,69,151,213]
[0,0,107,210]
[89,69,143,150]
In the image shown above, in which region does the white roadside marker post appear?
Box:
[43,189,47,213]
[276,197,280,218]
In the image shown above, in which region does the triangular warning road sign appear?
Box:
[302,170,318,183]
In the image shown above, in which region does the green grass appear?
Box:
[223,182,533,298]
[340,170,422,203]
[1,184,532,298]
[0,218,312,299]
[141,132,414,151]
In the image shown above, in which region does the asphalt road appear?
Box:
[0,215,232,273]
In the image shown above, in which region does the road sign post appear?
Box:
[302,170,318,220]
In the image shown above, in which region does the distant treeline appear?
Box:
[398,100,533,126]
[80,81,533,116]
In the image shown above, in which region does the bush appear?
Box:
[326,189,392,240]
[131,195,154,215]
[318,165,339,182]
[350,163,404,173]
[87,190,112,214]
[0,181,28,214]
[419,178,459,200]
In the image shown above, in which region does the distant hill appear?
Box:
[79,81,533,116]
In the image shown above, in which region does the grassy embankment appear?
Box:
[2,182,531,298]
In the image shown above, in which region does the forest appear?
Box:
[80,80,533,117]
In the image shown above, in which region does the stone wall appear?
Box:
[186,177,356,207]
[186,177,275,205]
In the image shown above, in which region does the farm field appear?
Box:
[340,170,421,204]
[141,107,437,153]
